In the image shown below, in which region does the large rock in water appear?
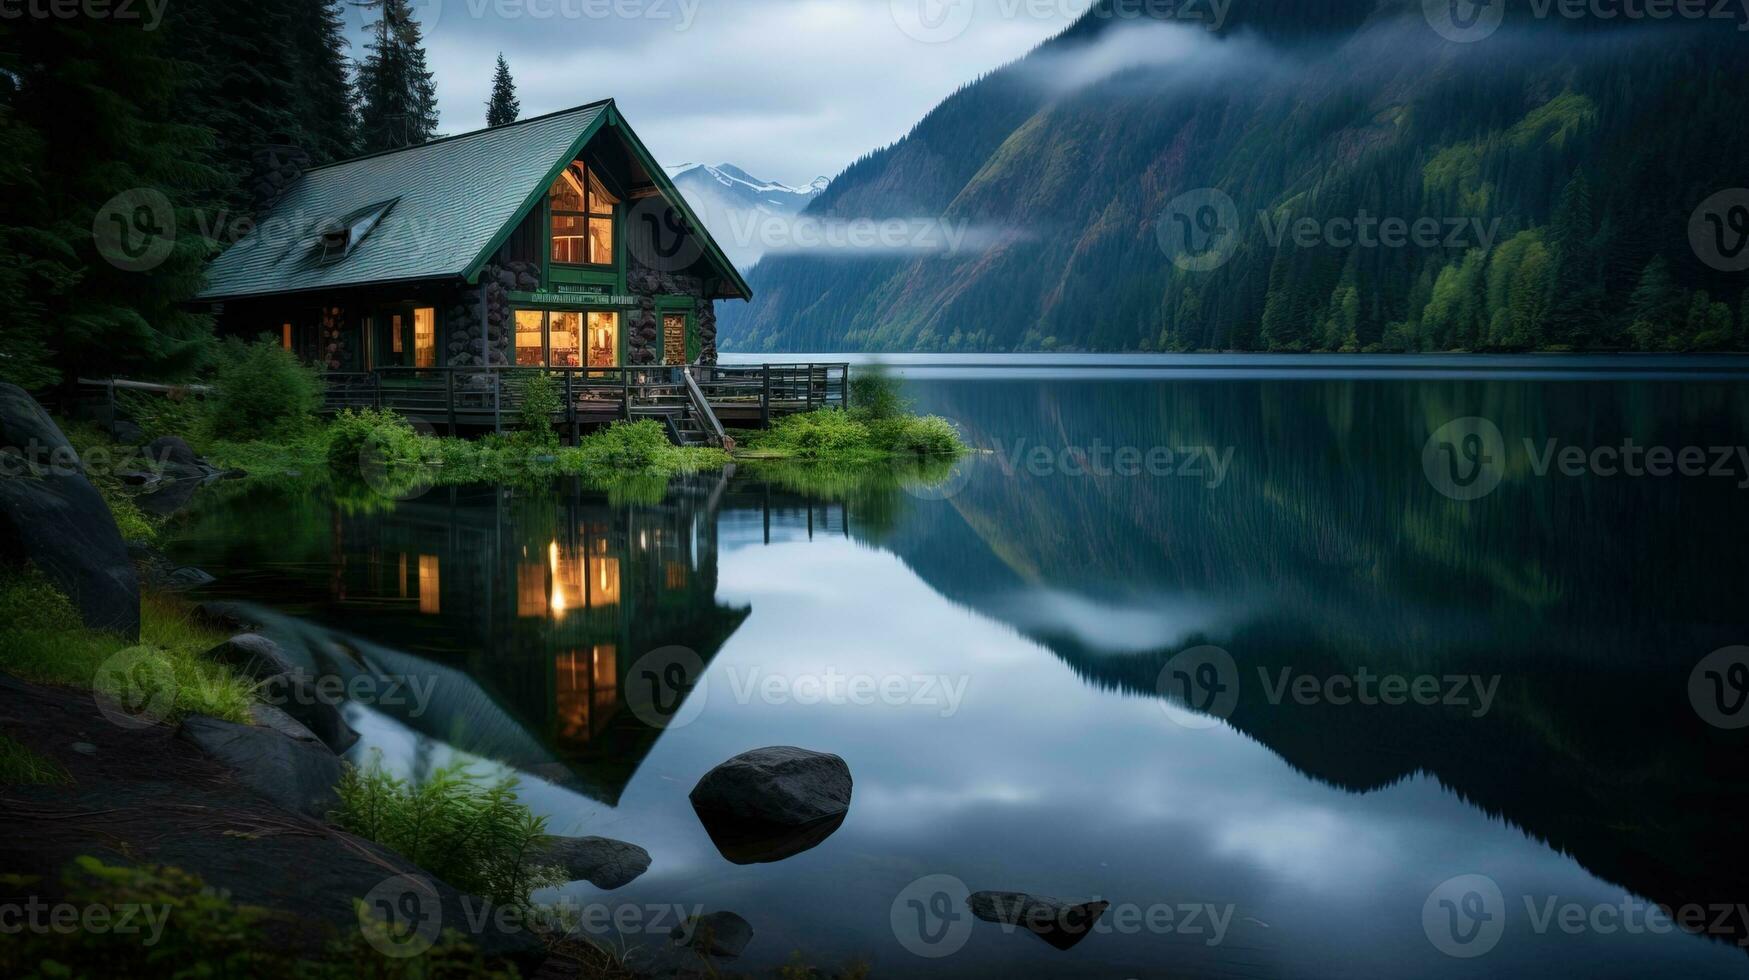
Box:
[524,835,650,889]
[966,891,1110,951]
[688,746,851,864]
[178,714,343,820]
[0,383,140,639]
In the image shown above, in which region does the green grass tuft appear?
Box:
[0,570,254,725]
[0,734,69,786]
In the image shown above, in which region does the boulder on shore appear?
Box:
[0,383,140,639]
[204,633,359,754]
[966,891,1110,951]
[688,746,852,865]
[178,714,343,820]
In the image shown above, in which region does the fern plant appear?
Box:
[334,756,563,910]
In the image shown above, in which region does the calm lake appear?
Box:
[167,355,1749,977]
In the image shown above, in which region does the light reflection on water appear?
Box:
[169,365,1749,977]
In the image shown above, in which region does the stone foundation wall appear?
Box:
[627,254,717,365]
[446,261,540,367]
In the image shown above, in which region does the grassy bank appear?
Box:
[0,570,253,726]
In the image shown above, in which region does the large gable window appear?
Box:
[550,162,617,265]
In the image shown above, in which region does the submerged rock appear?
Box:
[0,383,140,639]
[688,746,852,865]
[178,714,342,820]
[966,891,1110,951]
[670,911,753,958]
[525,835,651,889]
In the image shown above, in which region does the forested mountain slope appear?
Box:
[721,1,1749,352]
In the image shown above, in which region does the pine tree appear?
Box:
[356,0,440,153]
[292,0,359,163]
[0,18,222,385]
[486,54,520,128]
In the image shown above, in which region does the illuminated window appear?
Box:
[586,312,618,368]
[517,562,548,617]
[418,555,440,614]
[515,310,545,366]
[550,312,582,367]
[663,313,686,364]
[391,313,403,353]
[414,308,436,368]
[281,323,293,351]
[550,162,618,265]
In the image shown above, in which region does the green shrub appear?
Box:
[514,371,560,448]
[207,337,323,441]
[869,414,964,456]
[116,387,211,442]
[334,756,563,910]
[765,409,871,459]
[573,419,674,470]
[849,364,906,422]
[326,407,426,473]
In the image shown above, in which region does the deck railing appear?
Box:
[320,363,849,439]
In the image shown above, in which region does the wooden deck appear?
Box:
[319,363,849,446]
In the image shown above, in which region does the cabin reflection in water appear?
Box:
[312,476,847,801]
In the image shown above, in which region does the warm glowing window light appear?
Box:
[418,555,440,614]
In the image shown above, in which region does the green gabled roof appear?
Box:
[197,100,750,302]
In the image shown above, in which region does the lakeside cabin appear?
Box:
[196,100,844,446]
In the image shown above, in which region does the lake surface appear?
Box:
[168,357,1749,977]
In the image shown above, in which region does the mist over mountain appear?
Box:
[666,162,829,270]
[721,1,1749,353]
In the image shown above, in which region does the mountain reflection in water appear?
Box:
[168,367,1749,977]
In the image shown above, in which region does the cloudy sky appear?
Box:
[343,0,1080,187]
